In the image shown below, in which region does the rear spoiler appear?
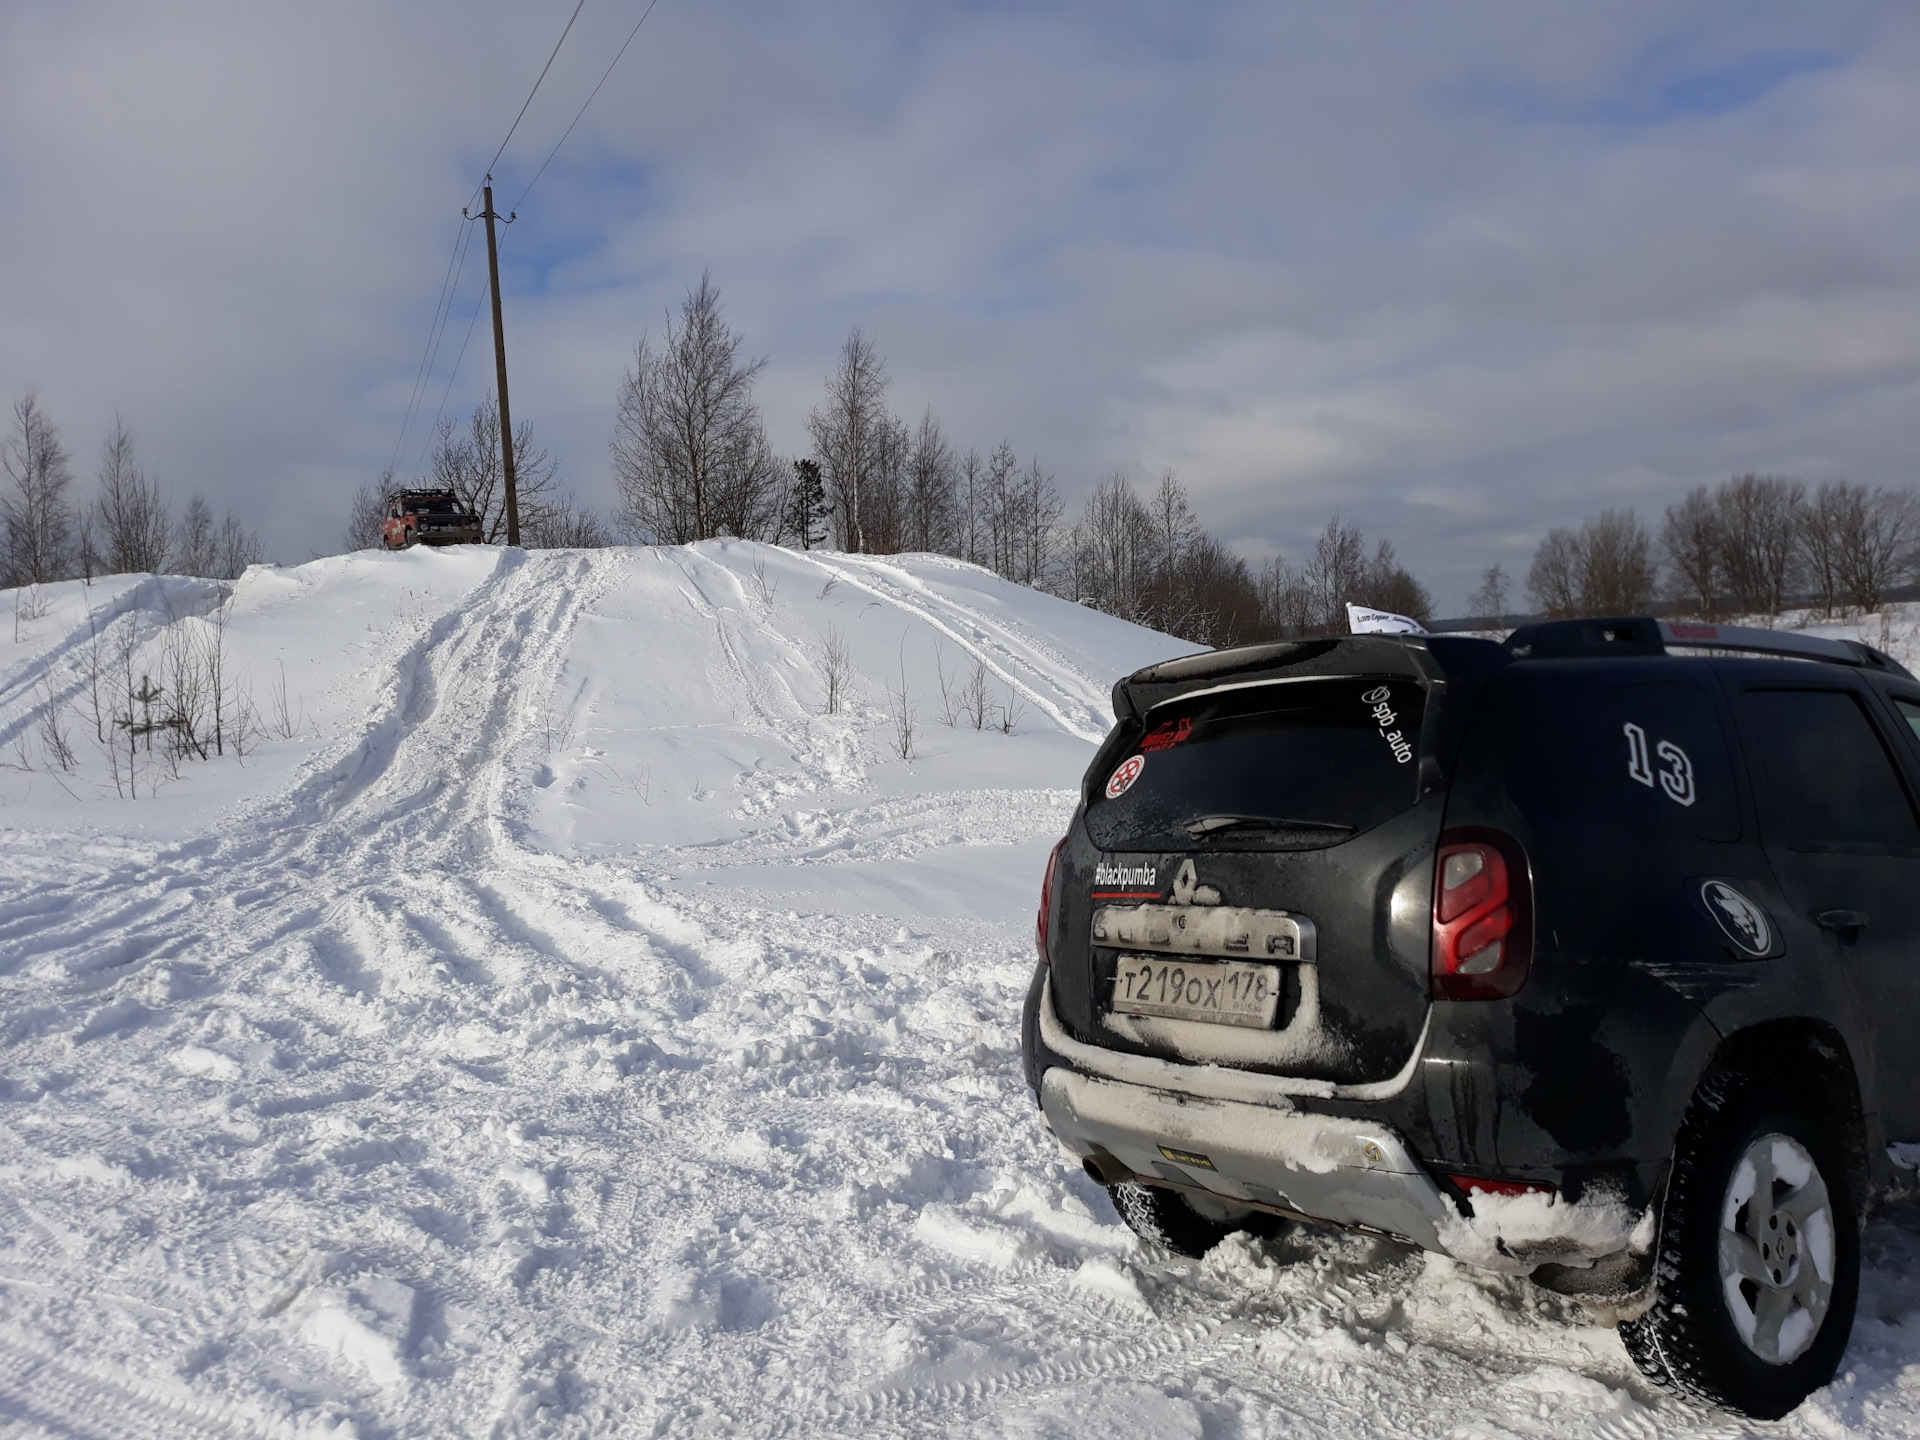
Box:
[1110,633,1513,722]
[1500,616,1912,678]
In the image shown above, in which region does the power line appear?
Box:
[415,288,490,476]
[392,0,665,482]
[388,215,471,477]
[392,0,589,480]
[392,215,476,476]
[483,0,590,186]
[511,0,662,214]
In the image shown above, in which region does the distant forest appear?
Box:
[0,394,261,587]
[9,275,1916,646]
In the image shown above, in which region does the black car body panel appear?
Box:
[1025,617,1920,1287]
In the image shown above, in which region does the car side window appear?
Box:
[1744,689,1920,853]
[1896,697,1920,747]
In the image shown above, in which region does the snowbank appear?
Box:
[2,548,1919,1437]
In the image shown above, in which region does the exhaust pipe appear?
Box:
[1082,1151,1133,1186]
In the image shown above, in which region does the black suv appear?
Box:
[1022,616,1920,1418]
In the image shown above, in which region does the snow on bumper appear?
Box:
[1041,1066,1453,1253]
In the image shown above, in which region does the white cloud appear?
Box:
[1,0,1913,609]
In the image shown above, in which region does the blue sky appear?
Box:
[3,1,1915,612]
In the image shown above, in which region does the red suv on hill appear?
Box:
[381,489,482,549]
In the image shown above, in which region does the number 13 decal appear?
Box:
[1624,722,1696,807]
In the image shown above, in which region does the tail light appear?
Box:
[1432,829,1531,1000]
[1447,1174,1554,1200]
[1036,836,1067,965]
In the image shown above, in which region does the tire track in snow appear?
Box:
[793,552,1117,743]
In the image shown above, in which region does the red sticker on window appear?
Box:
[1140,717,1192,752]
[1105,754,1146,799]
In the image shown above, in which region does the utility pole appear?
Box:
[468,178,521,546]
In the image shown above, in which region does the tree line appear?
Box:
[1513,474,1920,625]
[1,391,263,586]
[359,273,1434,647]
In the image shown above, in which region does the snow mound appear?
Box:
[3,545,1919,1437]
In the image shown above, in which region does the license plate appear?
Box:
[1111,955,1282,1028]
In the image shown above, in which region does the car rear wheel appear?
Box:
[1619,1071,1857,1419]
[1109,1181,1278,1258]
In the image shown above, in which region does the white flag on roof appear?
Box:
[1346,604,1428,636]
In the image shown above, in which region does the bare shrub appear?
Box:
[997,683,1025,735]
[819,625,853,716]
[13,583,50,640]
[958,660,992,730]
[346,479,387,551]
[35,677,75,772]
[269,661,304,740]
[885,640,915,760]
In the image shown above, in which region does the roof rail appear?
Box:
[1502,616,1912,677]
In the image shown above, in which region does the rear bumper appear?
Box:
[1032,977,1653,1276]
[1042,1066,1455,1252]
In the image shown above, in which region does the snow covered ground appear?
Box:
[3,544,1920,1439]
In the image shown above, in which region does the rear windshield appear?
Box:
[1085,676,1425,852]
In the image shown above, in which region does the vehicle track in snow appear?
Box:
[4,546,1920,1439]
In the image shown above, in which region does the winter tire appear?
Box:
[1109,1181,1277,1258]
[1620,1071,1857,1419]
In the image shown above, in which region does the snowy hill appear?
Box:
[3,544,1919,1438]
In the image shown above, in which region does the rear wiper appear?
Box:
[1183,814,1354,839]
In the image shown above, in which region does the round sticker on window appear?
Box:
[1105,754,1146,799]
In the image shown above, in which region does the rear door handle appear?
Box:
[1817,909,1871,931]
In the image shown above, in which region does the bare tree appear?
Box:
[1011,457,1062,586]
[1362,539,1434,623]
[807,329,891,553]
[345,479,387,551]
[95,416,171,574]
[1304,517,1370,629]
[215,513,263,579]
[1716,474,1803,616]
[1257,554,1316,634]
[957,448,986,565]
[1662,486,1722,618]
[2,390,74,585]
[861,413,909,554]
[1831,483,1919,613]
[1527,527,1582,619]
[612,273,780,545]
[1065,474,1153,621]
[979,440,1021,578]
[1467,563,1510,625]
[1576,509,1657,615]
[1528,509,1655,618]
[174,494,218,576]
[432,395,561,544]
[903,409,957,554]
